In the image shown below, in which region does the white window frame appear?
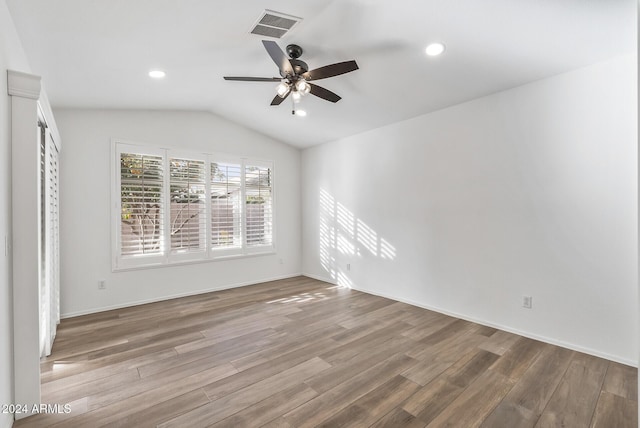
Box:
[111,140,276,271]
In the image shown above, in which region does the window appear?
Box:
[120,151,164,258]
[113,142,275,269]
[169,157,206,256]
[211,162,242,250]
[245,163,273,247]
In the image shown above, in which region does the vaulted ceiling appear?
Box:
[6,0,636,148]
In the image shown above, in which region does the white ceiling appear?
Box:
[6,0,636,148]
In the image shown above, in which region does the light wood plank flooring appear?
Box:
[15,276,637,427]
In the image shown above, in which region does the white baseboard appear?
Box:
[301,273,637,368]
[61,273,303,319]
[0,413,13,428]
[301,272,337,284]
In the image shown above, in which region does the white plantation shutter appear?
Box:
[39,124,46,356]
[119,152,164,257]
[39,122,60,357]
[47,138,60,353]
[169,158,206,254]
[113,142,276,268]
[245,163,273,248]
[211,162,242,250]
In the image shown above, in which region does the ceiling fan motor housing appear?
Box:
[286,44,303,59]
[282,44,307,77]
[289,59,308,76]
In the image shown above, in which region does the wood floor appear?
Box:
[15,276,637,427]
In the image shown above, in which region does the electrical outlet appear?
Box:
[279,258,284,265]
[522,296,532,309]
[98,280,106,290]
[346,263,351,271]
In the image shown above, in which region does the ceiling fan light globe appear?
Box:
[291,91,302,103]
[276,82,290,97]
[296,79,311,94]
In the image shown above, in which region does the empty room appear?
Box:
[0,0,637,427]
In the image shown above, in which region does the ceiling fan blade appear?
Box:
[270,91,290,106]
[262,40,293,76]
[223,76,281,82]
[309,84,342,103]
[303,60,359,81]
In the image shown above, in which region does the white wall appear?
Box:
[302,54,638,365]
[54,109,301,317]
[0,1,31,427]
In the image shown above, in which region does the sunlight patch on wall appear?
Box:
[336,271,353,288]
[318,188,396,288]
[380,238,396,260]
[356,219,378,256]
[337,202,355,238]
[319,188,337,278]
[319,214,336,278]
[337,234,355,255]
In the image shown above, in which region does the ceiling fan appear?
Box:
[224,40,359,113]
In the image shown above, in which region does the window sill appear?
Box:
[112,249,277,273]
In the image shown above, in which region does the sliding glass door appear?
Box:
[38,119,60,357]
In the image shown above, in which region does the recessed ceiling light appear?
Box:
[425,43,446,56]
[148,70,166,79]
[295,110,307,117]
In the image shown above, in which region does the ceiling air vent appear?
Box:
[249,10,302,39]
